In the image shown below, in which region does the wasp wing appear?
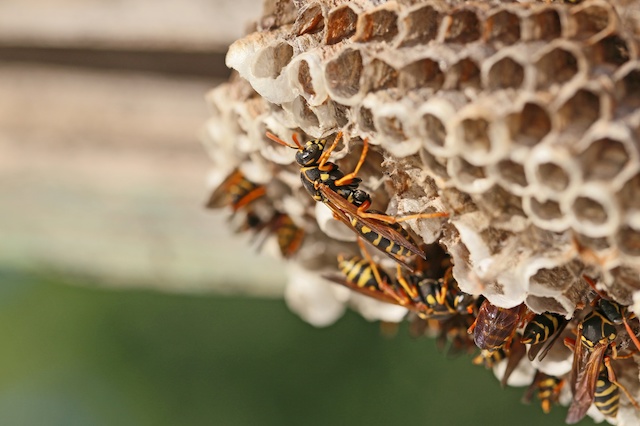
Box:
[318,183,426,260]
[527,318,569,362]
[566,343,607,424]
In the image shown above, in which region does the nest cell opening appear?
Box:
[485,10,521,46]
[400,58,444,92]
[326,5,358,45]
[526,296,567,316]
[619,173,640,210]
[329,101,350,127]
[252,42,294,79]
[529,9,562,41]
[530,265,575,293]
[446,58,481,90]
[530,197,563,221]
[487,56,525,90]
[400,5,441,47]
[325,48,363,99]
[420,148,449,179]
[615,66,640,112]
[357,106,376,132]
[509,102,551,146]
[421,113,447,149]
[377,114,406,143]
[294,3,325,36]
[556,89,600,134]
[367,59,398,92]
[572,4,612,41]
[453,157,487,185]
[297,60,316,96]
[355,8,399,43]
[497,159,528,189]
[572,195,609,225]
[534,47,579,90]
[578,138,630,181]
[535,161,570,192]
[617,225,640,257]
[293,96,320,128]
[445,9,481,44]
[591,35,630,67]
[460,117,491,156]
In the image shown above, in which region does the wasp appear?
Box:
[266,131,448,268]
[398,267,475,320]
[522,371,564,414]
[325,253,422,309]
[206,168,266,212]
[564,297,640,424]
[468,300,526,353]
[522,312,569,361]
[234,210,305,259]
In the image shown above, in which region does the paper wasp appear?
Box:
[522,371,564,414]
[206,168,266,212]
[468,300,526,353]
[247,212,305,259]
[265,131,448,269]
[522,312,569,361]
[564,295,640,424]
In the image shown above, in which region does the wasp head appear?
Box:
[295,140,325,166]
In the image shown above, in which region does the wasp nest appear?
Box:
[203,0,640,424]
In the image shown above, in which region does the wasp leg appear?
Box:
[355,207,449,223]
[395,264,419,301]
[318,131,343,171]
[334,138,369,186]
[357,239,406,306]
[604,356,640,410]
[266,131,301,149]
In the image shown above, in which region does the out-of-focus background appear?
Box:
[0,1,571,424]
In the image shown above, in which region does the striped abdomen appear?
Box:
[337,255,391,289]
[595,365,619,418]
[522,313,565,345]
[350,216,412,258]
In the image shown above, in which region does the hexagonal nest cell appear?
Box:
[206,1,640,425]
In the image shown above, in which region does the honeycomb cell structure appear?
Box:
[203,1,640,424]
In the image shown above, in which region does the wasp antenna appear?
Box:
[266,131,298,149]
[291,133,303,149]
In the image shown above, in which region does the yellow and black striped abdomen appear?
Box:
[337,255,391,289]
[350,217,411,258]
[522,313,564,345]
[594,367,619,418]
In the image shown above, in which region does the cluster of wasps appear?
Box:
[206,167,305,259]
[214,130,640,423]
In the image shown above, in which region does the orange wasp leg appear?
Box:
[317,132,343,171]
[395,264,420,301]
[334,137,368,186]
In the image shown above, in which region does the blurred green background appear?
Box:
[0,267,573,426]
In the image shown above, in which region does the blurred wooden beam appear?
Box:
[0,45,230,80]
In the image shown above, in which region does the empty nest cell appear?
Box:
[484,10,521,46]
[570,3,615,42]
[444,9,481,44]
[535,161,570,192]
[571,194,612,227]
[355,5,399,43]
[486,56,524,90]
[528,196,564,222]
[399,4,441,47]
[615,64,640,113]
[251,42,294,79]
[534,45,580,90]
[494,159,528,192]
[506,102,551,146]
[399,58,444,92]
[326,4,358,45]
[527,8,562,41]
[618,173,640,210]
[555,88,601,134]
[617,225,640,257]
[578,137,630,181]
[324,48,363,99]
[366,59,398,92]
[357,106,376,133]
[588,35,631,68]
[445,57,481,90]
[294,2,325,36]
[420,112,447,151]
